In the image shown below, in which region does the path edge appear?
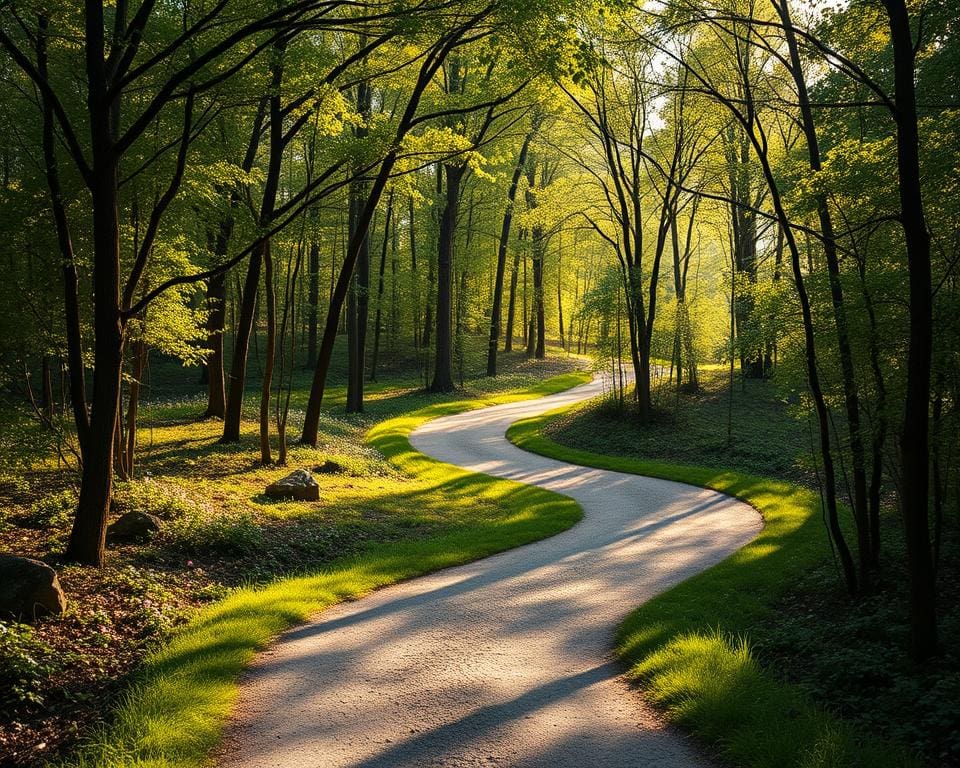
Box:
[61,372,590,768]
[506,403,916,768]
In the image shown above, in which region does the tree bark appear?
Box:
[487,126,535,375]
[883,0,938,659]
[66,3,124,565]
[203,272,227,418]
[430,162,462,393]
[370,191,394,382]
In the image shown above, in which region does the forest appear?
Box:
[0,0,957,766]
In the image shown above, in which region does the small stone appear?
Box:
[265,469,320,501]
[314,460,345,475]
[107,511,162,543]
[0,553,67,620]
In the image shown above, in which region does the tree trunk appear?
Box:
[370,191,394,382]
[504,247,521,352]
[346,80,372,413]
[430,162,461,393]
[65,7,125,566]
[532,230,546,359]
[778,0,873,575]
[345,181,370,413]
[883,0,938,660]
[203,272,227,418]
[259,241,276,465]
[222,50,285,443]
[306,215,321,369]
[487,127,535,375]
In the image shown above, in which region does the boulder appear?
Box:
[314,460,345,475]
[265,469,320,501]
[107,511,162,543]
[0,553,67,620]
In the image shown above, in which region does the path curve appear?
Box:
[220,376,762,768]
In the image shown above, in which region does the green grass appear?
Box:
[507,407,917,768]
[63,371,590,768]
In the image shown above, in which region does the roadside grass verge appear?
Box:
[507,406,916,768]
[64,372,589,768]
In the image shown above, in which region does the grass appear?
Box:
[61,370,590,768]
[507,405,917,768]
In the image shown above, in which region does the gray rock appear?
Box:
[0,553,67,620]
[265,469,320,501]
[107,511,162,543]
[314,460,345,475]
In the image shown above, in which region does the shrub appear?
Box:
[0,620,60,709]
[24,488,77,529]
[169,510,263,555]
[112,478,200,520]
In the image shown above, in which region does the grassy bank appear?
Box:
[507,405,915,768]
[61,371,588,768]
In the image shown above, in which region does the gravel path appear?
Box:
[220,376,762,768]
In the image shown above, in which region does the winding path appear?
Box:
[220,376,761,768]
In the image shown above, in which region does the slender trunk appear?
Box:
[557,248,565,352]
[122,337,147,478]
[778,0,873,574]
[203,272,227,418]
[345,181,370,413]
[504,247,521,352]
[753,128,859,594]
[532,231,546,359]
[67,5,123,565]
[430,163,461,393]
[487,127,535,375]
[41,356,54,422]
[883,0,938,659]
[259,241,276,465]
[346,80,372,413]
[306,216,320,368]
[222,52,284,443]
[38,15,88,450]
[370,191,394,382]
[410,196,421,349]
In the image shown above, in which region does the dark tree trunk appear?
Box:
[346,80,372,413]
[203,272,227,418]
[430,162,462,393]
[222,55,285,443]
[345,180,370,413]
[778,0,873,575]
[67,9,124,565]
[532,230,546,359]
[504,247,521,353]
[259,241,276,464]
[370,191,394,382]
[487,126,535,375]
[306,219,321,369]
[883,0,938,660]
[37,15,89,452]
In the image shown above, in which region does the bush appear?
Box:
[23,488,77,529]
[0,620,60,709]
[169,510,263,556]
[112,478,200,520]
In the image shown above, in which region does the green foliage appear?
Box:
[0,620,61,709]
[24,488,77,529]
[112,480,199,521]
[168,510,264,557]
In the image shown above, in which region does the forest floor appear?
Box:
[543,367,960,767]
[0,350,584,767]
